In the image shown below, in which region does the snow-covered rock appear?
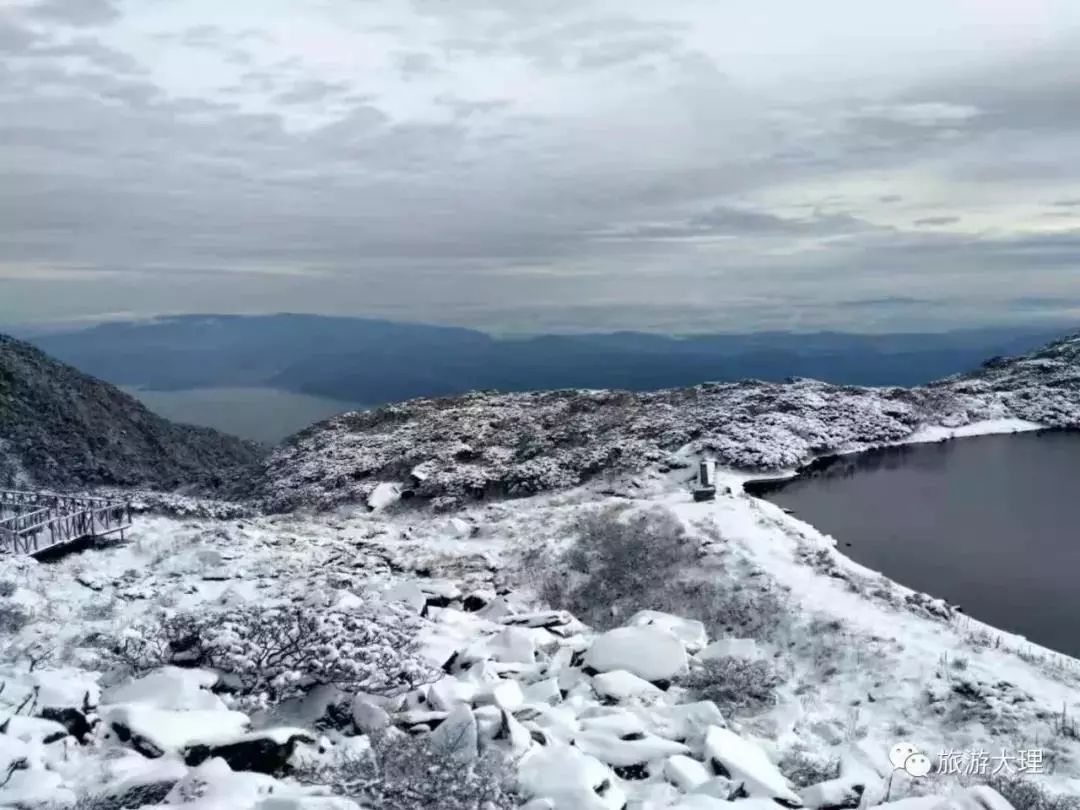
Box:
[591,670,664,703]
[585,626,689,682]
[664,754,712,791]
[519,745,626,810]
[704,726,801,805]
[628,610,708,652]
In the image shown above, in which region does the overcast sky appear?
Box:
[3,0,1080,333]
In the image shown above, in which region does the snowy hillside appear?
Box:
[3,479,1078,809]
[257,332,1080,512]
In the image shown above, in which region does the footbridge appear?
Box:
[0,490,131,556]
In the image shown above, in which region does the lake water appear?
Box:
[123,386,365,444]
[746,430,1080,658]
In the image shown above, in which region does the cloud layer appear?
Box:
[3,0,1080,332]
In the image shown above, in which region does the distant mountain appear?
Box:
[0,335,262,492]
[256,331,1080,512]
[21,314,1074,405]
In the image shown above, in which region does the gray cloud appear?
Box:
[3,0,1080,333]
[914,216,960,226]
[25,0,122,28]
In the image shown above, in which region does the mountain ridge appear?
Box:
[255,331,1080,512]
[0,334,263,493]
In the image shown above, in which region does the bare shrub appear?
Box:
[297,731,518,810]
[982,774,1080,810]
[778,750,841,789]
[677,655,781,716]
[532,505,789,638]
[108,602,436,709]
[0,603,30,635]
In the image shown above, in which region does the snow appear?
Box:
[585,626,690,682]
[704,726,801,804]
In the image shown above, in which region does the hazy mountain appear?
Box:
[0,334,262,492]
[22,315,1072,406]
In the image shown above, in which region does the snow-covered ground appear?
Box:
[3,465,1079,808]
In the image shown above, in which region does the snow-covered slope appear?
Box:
[257,332,1080,512]
[4,481,1078,808]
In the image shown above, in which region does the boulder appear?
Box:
[518,744,626,810]
[704,727,801,806]
[585,627,688,682]
[184,729,315,775]
[800,776,866,810]
[574,729,689,768]
[592,670,663,703]
[38,707,94,743]
[664,754,712,791]
[102,667,224,711]
[628,610,709,652]
[350,697,390,734]
[697,637,765,662]
[367,482,401,511]
[428,704,479,763]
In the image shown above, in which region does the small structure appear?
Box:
[0,490,131,557]
[692,459,717,502]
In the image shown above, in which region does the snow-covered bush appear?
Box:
[0,580,16,598]
[0,602,30,635]
[109,602,436,708]
[677,655,781,715]
[777,750,841,789]
[531,505,789,638]
[983,774,1080,810]
[531,506,699,628]
[297,731,518,810]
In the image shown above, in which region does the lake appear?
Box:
[123,386,366,444]
[746,430,1080,658]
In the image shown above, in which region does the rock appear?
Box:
[800,776,866,810]
[382,581,427,614]
[495,708,533,757]
[463,590,494,612]
[592,670,664,703]
[429,705,479,762]
[38,707,93,744]
[110,721,166,759]
[518,744,626,810]
[704,726,801,806]
[475,679,525,711]
[574,729,689,768]
[521,678,562,706]
[102,705,250,755]
[697,637,765,662]
[350,697,390,734]
[367,482,401,511]
[102,667,223,711]
[501,611,575,630]
[428,677,479,711]
[664,754,712,791]
[184,729,315,775]
[585,626,689,682]
[641,701,727,743]
[2,715,70,745]
[466,627,537,666]
[448,517,475,537]
[628,610,709,652]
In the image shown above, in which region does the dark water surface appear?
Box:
[122,386,365,444]
[747,431,1080,657]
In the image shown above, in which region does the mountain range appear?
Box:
[18,314,1073,404]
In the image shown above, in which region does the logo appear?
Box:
[889,742,932,778]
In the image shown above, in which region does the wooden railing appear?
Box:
[0,490,131,556]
